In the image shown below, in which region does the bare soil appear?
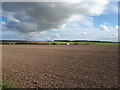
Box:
[2,45,118,88]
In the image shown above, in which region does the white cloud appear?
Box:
[81,32,87,35]
[74,32,87,36]
[99,24,109,31]
[113,33,118,36]
[8,15,21,23]
[99,24,119,31]
[52,34,61,39]
[114,25,120,30]
[0,22,6,25]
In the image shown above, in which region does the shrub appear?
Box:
[51,43,57,45]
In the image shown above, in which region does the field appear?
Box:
[2,45,118,88]
[1,40,119,46]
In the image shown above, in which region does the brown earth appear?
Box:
[2,45,118,88]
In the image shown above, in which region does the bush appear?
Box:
[74,43,79,45]
[51,43,57,45]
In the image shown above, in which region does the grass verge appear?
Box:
[1,82,18,90]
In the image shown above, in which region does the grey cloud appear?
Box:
[2,2,108,34]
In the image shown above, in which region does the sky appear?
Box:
[0,0,119,42]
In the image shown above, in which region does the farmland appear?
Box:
[2,45,118,88]
[1,40,119,45]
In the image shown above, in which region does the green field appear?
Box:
[52,41,119,45]
[2,41,120,46]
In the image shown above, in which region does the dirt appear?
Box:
[2,45,119,88]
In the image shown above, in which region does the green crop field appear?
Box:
[1,40,120,46]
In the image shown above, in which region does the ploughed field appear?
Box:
[2,45,118,88]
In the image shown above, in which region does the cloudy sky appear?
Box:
[0,0,119,42]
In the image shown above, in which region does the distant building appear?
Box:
[67,43,70,45]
